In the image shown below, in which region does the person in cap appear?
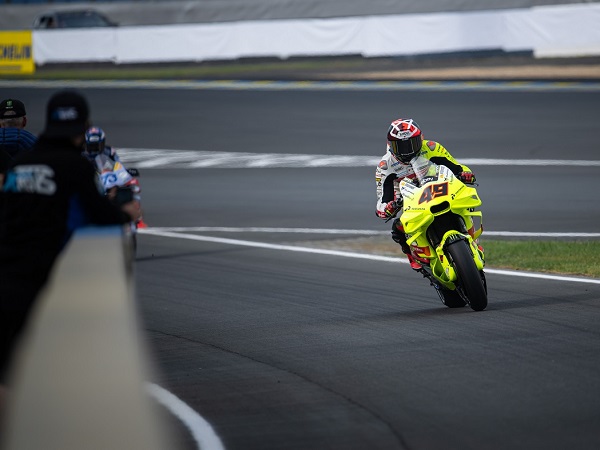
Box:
[0,149,9,184]
[0,90,141,386]
[0,98,37,159]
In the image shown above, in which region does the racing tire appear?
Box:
[446,239,488,311]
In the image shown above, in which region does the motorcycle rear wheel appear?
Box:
[446,240,488,311]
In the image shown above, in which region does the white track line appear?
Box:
[140,228,401,262]
[146,383,225,450]
[144,226,600,238]
[139,228,600,285]
[117,149,600,169]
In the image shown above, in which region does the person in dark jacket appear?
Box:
[0,98,37,158]
[0,90,140,385]
[0,149,9,183]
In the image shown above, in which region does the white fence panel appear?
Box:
[31,4,600,65]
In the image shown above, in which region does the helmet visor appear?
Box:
[85,142,102,154]
[389,135,422,163]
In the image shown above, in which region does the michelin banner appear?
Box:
[0,31,35,74]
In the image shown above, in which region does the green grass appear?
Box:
[303,237,600,279]
[482,240,600,278]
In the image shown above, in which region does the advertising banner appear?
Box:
[0,31,35,75]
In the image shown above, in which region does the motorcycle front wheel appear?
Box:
[446,240,488,311]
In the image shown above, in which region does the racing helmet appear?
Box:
[84,126,106,155]
[387,118,423,163]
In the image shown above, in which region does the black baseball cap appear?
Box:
[0,99,26,119]
[42,90,90,138]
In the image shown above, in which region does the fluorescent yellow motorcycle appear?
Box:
[397,156,487,311]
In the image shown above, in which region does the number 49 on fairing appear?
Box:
[419,182,449,204]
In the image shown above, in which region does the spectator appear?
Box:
[0,98,37,158]
[0,149,9,185]
[0,90,141,390]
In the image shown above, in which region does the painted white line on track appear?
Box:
[145,226,600,238]
[146,383,225,450]
[482,231,600,238]
[117,149,600,169]
[140,228,402,262]
[139,228,600,285]
[148,226,383,235]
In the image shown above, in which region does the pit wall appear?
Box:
[1,227,172,450]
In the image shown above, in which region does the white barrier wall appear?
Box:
[32,3,600,65]
[2,227,171,450]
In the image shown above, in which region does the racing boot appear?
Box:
[391,219,422,271]
[137,217,149,229]
[406,253,423,271]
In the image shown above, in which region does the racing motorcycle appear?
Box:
[392,155,488,311]
[95,153,142,250]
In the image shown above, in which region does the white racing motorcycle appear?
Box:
[95,153,142,250]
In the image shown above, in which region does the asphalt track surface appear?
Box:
[7,85,600,449]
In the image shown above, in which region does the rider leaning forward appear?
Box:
[83,126,122,168]
[376,118,477,271]
[83,126,147,228]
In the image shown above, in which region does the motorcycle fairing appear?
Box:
[399,160,484,289]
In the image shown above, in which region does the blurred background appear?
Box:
[1,0,600,68]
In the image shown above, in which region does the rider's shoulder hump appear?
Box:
[424,140,439,151]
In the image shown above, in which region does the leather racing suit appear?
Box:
[376,139,472,219]
[82,145,122,174]
[376,139,475,266]
[83,145,144,227]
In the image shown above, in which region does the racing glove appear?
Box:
[383,199,403,219]
[458,171,476,184]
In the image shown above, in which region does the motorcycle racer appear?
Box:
[83,126,147,228]
[376,118,476,270]
[83,126,122,167]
